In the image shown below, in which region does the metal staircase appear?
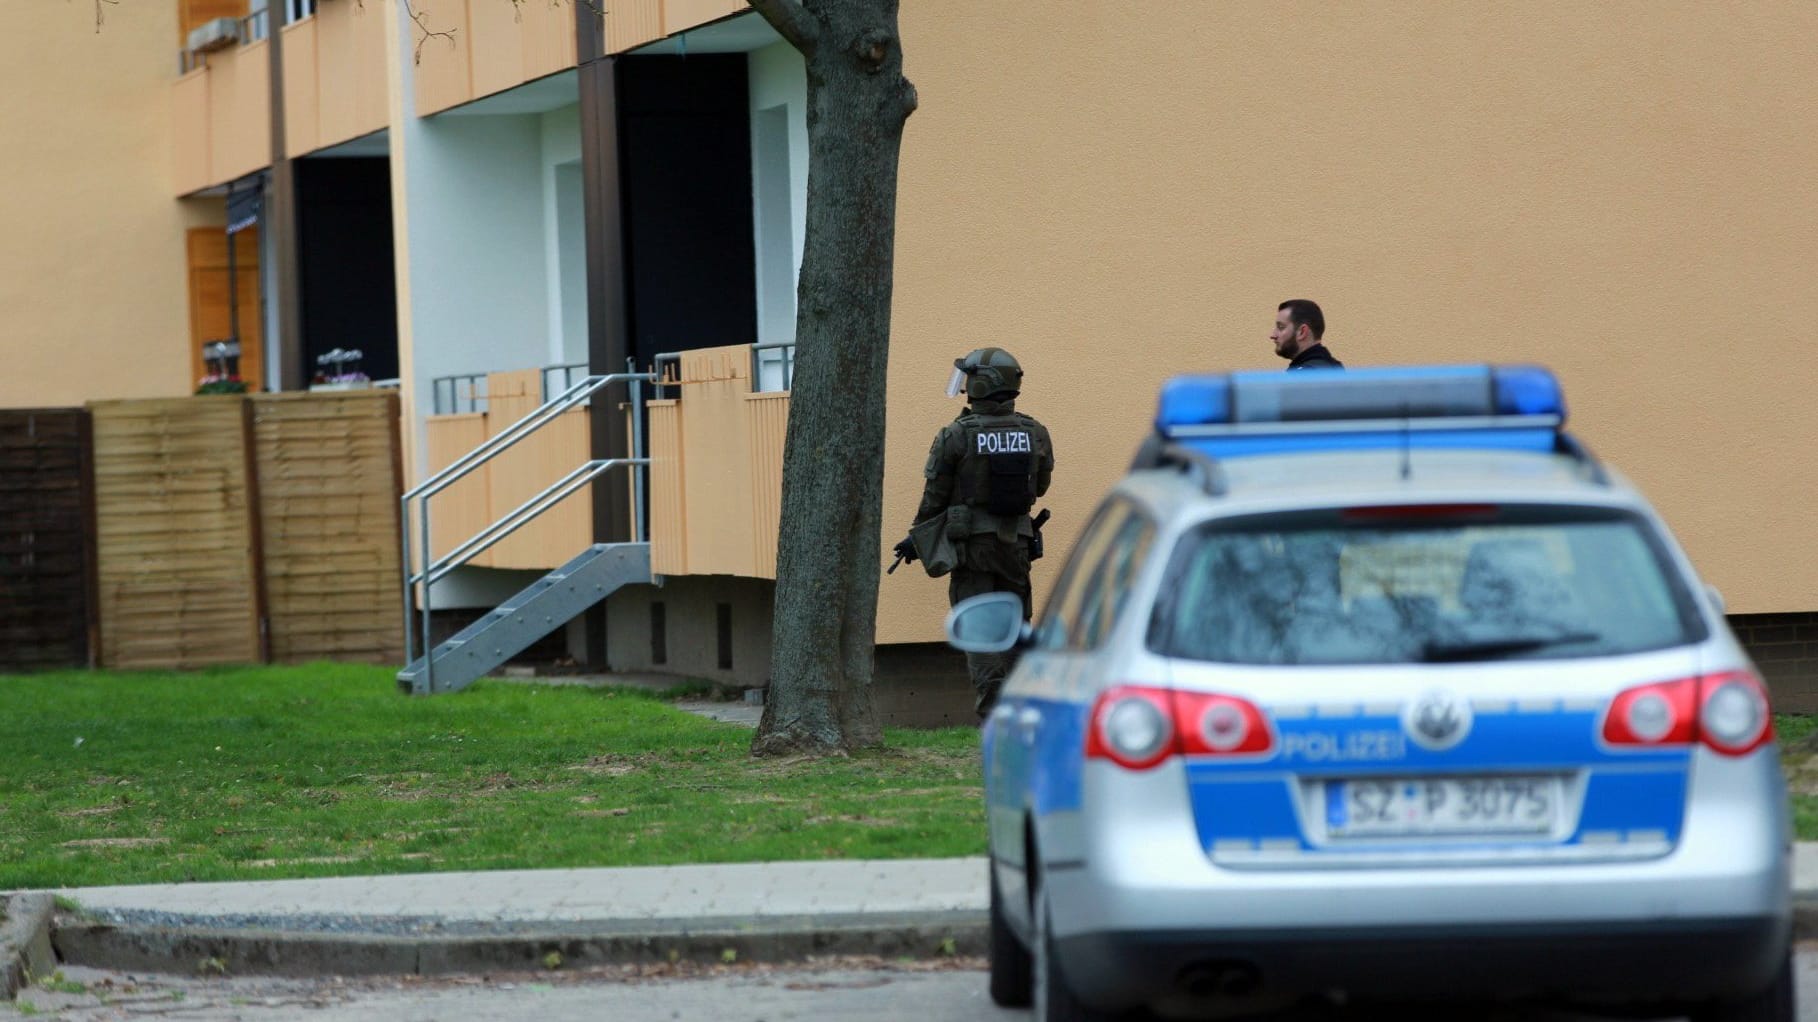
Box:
[396,542,649,695]
[397,371,654,696]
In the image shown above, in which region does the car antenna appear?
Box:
[1399,401,1412,481]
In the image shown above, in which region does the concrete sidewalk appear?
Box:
[13,847,1818,982]
[32,858,990,980]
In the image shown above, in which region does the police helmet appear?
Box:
[955,348,1023,401]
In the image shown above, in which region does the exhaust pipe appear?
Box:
[1177,960,1262,998]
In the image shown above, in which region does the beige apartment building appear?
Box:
[1,3,1814,713]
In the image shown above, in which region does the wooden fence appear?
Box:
[91,398,265,669]
[0,409,97,671]
[38,390,406,672]
[253,392,405,664]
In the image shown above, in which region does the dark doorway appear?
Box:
[617,55,758,368]
[295,157,400,384]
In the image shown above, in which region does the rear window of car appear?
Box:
[1147,504,1708,666]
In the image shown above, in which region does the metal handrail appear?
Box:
[407,373,640,503]
[419,458,647,588]
[400,372,653,691]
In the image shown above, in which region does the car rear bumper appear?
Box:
[1036,749,1792,1009]
[1056,915,1790,1009]
[1053,752,1790,928]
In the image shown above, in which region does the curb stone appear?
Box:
[51,914,989,979]
[1797,893,1818,941]
[34,888,1818,982]
[1,893,56,1000]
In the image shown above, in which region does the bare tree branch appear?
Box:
[397,0,458,65]
[747,0,818,55]
[397,1,597,60]
[94,0,118,33]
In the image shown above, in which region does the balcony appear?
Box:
[280,0,390,157]
[410,0,581,117]
[420,345,789,578]
[646,345,789,579]
[423,368,592,570]
[603,0,750,54]
[172,21,272,195]
[171,1,389,195]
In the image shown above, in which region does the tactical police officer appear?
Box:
[894,348,1054,720]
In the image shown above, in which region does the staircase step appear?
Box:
[398,543,650,696]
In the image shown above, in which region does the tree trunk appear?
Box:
[749,0,916,756]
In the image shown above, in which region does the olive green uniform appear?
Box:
[913,396,1054,718]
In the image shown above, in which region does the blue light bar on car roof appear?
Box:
[1154,365,1566,459]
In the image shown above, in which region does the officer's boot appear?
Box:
[967,651,1010,722]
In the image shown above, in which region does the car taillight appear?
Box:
[1174,690,1274,757]
[1698,670,1773,756]
[1602,671,1772,756]
[1086,686,1273,770]
[1603,677,1697,747]
[1085,686,1176,771]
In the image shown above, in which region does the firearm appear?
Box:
[1029,508,1052,561]
[886,534,917,575]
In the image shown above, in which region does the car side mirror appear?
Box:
[1705,583,1726,616]
[945,592,1028,654]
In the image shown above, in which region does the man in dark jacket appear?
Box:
[1272,299,1345,370]
[894,348,1054,719]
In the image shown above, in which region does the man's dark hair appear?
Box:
[1278,299,1325,341]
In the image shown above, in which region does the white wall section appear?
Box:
[538,105,587,369]
[400,111,549,471]
[393,40,587,473]
[748,41,807,391]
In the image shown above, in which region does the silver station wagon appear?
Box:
[948,366,1791,1022]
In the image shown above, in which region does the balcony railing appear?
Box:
[433,350,788,415]
[541,363,588,402]
[177,10,270,73]
[431,373,490,415]
[654,340,795,399]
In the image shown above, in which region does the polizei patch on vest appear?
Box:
[977,430,1033,454]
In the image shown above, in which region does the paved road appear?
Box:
[17,949,1818,1021]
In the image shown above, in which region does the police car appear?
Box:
[946,366,1792,1021]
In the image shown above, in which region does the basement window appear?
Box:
[716,603,733,670]
[650,602,667,665]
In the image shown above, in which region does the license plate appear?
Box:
[1325,776,1558,837]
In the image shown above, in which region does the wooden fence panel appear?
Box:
[252,391,405,663]
[90,398,263,669]
[0,409,97,671]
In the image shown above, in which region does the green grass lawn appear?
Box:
[1774,713,1818,840]
[5,669,1815,893]
[0,665,985,890]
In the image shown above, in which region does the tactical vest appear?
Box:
[956,412,1039,520]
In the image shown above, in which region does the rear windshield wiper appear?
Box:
[1420,631,1601,663]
